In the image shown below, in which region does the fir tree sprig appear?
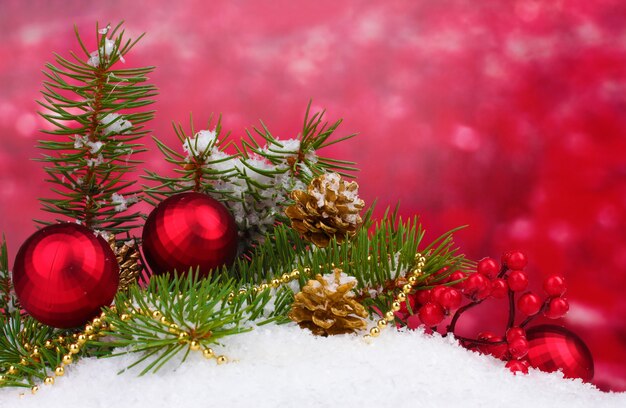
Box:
[94,273,293,374]
[0,237,18,320]
[36,22,157,235]
[144,102,358,250]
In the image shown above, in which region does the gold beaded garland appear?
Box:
[363,253,426,341]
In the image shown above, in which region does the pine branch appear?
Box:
[36,22,157,235]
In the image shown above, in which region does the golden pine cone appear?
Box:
[285,173,365,248]
[289,268,369,336]
[107,235,142,292]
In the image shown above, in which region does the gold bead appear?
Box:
[108,323,117,331]
[303,267,311,274]
[377,319,388,329]
[417,262,425,268]
[408,276,417,285]
[57,335,66,344]
[62,354,72,365]
[100,321,109,330]
[152,310,162,319]
[270,279,281,288]
[402,284,412,294]
[69,344,80,354]
[369,327,381,337]
[169,323,179,334]
[363,334,372,342]
[31,385,39,394]
[8,366,17,375]
[77,334,87,345]
[120,314,131,321]
[160,316,168,324]
[291,269,300,279]
[0,375,5,381]
[87,334,96,341]
[391,302,401,312]
[44,376,54,385]
[216,355,227,365]
[23,343,31,351]
[72,333,79,340]
[202,348,214,359]
[397,292,407,302]
[92,318,102,328]
[189,341,200,351]
[281,273,291,283]
[385,311,395,322]
[20,357,28,366]
[44,340,54,349]
[178,332,189,341]
[55,366,65,377]
[259,283,269,291]
[238,288,247,295]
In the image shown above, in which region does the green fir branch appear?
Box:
[36,22,157,235]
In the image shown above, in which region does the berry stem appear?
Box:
[506,288,516,329]
[496,264,509,279]
[454,335,506,346]
[447,299,484,334]
[519,298,550,328]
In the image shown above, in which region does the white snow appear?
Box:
[182,129,218,157]
[101,113,132,135]
[1,324,623,407]
[111,193,137,212]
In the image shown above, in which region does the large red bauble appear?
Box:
[526,325,594,382]
[142,192,238,278]
[13,223,119,328]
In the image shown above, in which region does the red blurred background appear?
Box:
[1,0,625,391]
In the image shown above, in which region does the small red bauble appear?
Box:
[13,223,119,328]
[517,292,542,316]
[415,289,431,305]
[477,257,499,278]
[448,271,466,288]
[142,192,238,278]
[526,325,594,381]
[544,297,569,319]
[543,275,567,297]
[418,302,444,326]
[507,270,528,292]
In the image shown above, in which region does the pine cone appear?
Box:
[107,235,142,292]
[289,269,369,336]
[285,173,365,248]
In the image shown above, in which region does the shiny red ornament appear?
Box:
[526,325,594,382]
[13,223,119,328]
[142,192,238,278]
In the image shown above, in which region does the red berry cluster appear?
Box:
[397,250,569,375]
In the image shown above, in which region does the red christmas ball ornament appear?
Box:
[142,192,238,278]
[526,325,594,381]
[13,223,119,328]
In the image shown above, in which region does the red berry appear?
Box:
[507,270,529,292]
[508,336,529,359]
[415,289,432,305]
[448,271,466,288]
[464,273,491,300]
[418,302,445,327]
[543,275,567,297]
[505,327,526,342]
[544,297,569,319]
[491,278,508,298]
[406,314,421,330]
[439,288,462,311]
[505,359,529,374]
[487,337,508,359]
[430,286,448,304]
[399,295,416,315]
[477,257,499,279]
[502,250,528,270]
[517,292,542,316]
